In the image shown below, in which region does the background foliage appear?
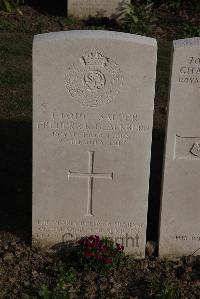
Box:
[0,0,24,14]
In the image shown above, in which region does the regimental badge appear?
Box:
[190,142,200,157]
[65,50,123,107]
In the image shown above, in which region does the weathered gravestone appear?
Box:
[68,0,130,19]
[159,38,200,258]
[33,30,157,257]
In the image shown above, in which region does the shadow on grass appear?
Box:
[0,120,32,242]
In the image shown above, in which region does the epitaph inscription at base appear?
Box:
[159,38,200,258]
[33,31,157,257]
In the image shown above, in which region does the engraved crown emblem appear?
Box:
[66,49,123,107]
[81,51,108,67]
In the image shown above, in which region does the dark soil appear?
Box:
[0,2,200,298]
[0,233,200,298]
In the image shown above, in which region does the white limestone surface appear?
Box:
[33,30,157,257]
[159,38,200,258]
[68,0,130,19]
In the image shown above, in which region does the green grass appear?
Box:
[153,40,171,131]
[0,17,32,33]
[0,37,31,58]
[0,32,32,119]
[0,68,31,88]
[0,18,17,31]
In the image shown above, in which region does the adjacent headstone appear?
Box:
[159,38,200,258]
[68,0,130,19]
[33,30,157,257]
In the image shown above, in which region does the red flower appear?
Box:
[96,254,103,261]
[85,235,100,248]
[78,238,85,245]
[84,250,95,257]
[116,243,124,252]
[103,257,113,265]
[99,244,107,253]
[94,235,100,242]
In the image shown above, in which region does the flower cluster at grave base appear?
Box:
[77,235,125,271]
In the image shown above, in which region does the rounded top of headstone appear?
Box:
[173,37,200,48]
[33,30,157,47]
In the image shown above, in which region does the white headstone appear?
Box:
[159,38,200,258]
[68,0,130,19]
[33,30,157,257]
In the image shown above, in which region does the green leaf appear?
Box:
[132,15,138,23]
[3,0,12,12]
[16,7,23,15]
[38,285,52,299]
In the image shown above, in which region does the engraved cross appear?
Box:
[68,151,113,217]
